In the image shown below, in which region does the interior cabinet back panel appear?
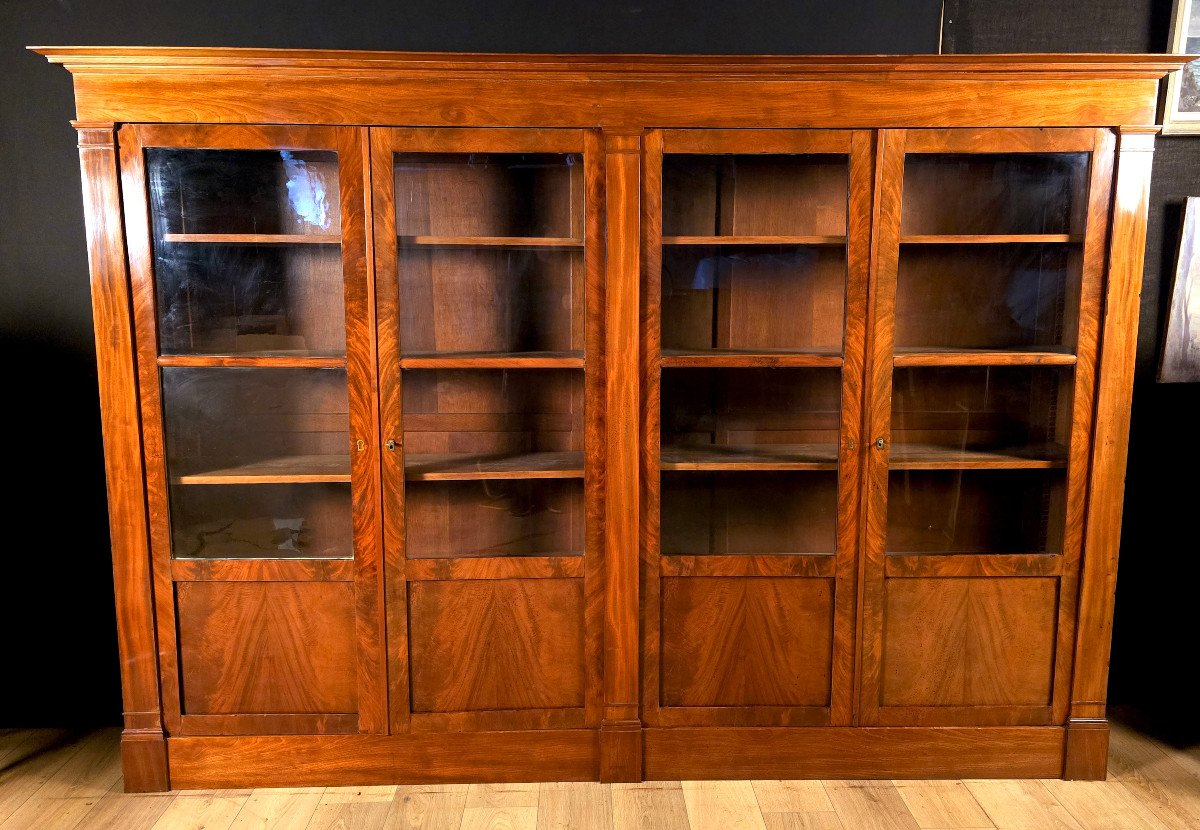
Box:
[176,581,358,715]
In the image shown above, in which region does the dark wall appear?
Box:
[2,1,1193,731]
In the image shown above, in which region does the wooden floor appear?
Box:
[2,721,1198,829]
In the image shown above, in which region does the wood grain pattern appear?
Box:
[1067,130,1157,778]
[644,727,1066,781]
[339,125,389,735]
[37,49,1183,128]
[661,577,834,708]
[117,122,186,739]
[892,350,1077,367]
[408,578,586,713]
[169,731,599,788]
[176,581,358,716]
[170,558,354,582]
[880,578,1057,708]
[856,129,906,727]
[77,125,168,793]
[602,130,642,778]
[884,553,1063,578]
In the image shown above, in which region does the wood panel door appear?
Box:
[371,128,605,733]
[641,129,874,727]
[858,128,1116,727]
[118,124,385,736]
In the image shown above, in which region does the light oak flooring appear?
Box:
[1,720,1198,829]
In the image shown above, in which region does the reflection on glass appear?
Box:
[662,472,837,555]
[661,246,846,353]
[890,366,1074,459]
[401,369,584,464]
[901,153,1089,236]
[662,155,848,237]
[148,149,340,236]
[147,149,345,357]
[405,479,584,558]
[895,244,1081,351]
[161,367,351,560]
[170,483,352,559]
[661,368,841,457]
[887,470,1065,555]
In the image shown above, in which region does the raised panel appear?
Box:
[177,581,357,714]
[661,577,834,707]
[408,578,585,712]
[881,577,1057,707]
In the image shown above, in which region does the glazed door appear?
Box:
[119,125,385,735]
[859,129,1115,726]
[641,130,873,727]
[371,129,604,732]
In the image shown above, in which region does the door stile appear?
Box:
[583,129,608,731]
[639,129,665,731]
[369,126,409,735]
[1051,128,1115,726]
[118,124,185,736]
[339,126,387,734]
[833,129,875,726]
[856,129,906,726]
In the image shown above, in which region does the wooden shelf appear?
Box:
[888,442,1068,470]
[661,349,842,368]
[899,234,1083,244]
[157,355,347,369]
[173,454,351,485]
[893,348,1077,367]
[162,233,340,244]
[661,443,839,471]
[399,235,583,249]
[661,235,845,246]
[401,351,583,369]
[404,451,584,481]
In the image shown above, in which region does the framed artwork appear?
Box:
[1160,197,1200,381]
[1164,0,1200,133]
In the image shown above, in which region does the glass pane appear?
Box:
[402,368,584,559]
[887,470,1065,555]
[170,483,351,559]
[890,366,1074,460]
[661,246,845,353]
[662,472,837,555]
[398,248,580,354]
[894,244,1082,352]
[393,153,583,357]
[663,155,848,237]
[394,153,580,238]
[162,367,351,560]
[405,480,583,559]
[901,153,1089,236]
[147,149,345,357]
[662,367,841,460]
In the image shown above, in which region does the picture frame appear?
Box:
[1164,0,1200,133]
[1159,197,1200,381]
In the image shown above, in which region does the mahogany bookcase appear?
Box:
[36,47,1188,791]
